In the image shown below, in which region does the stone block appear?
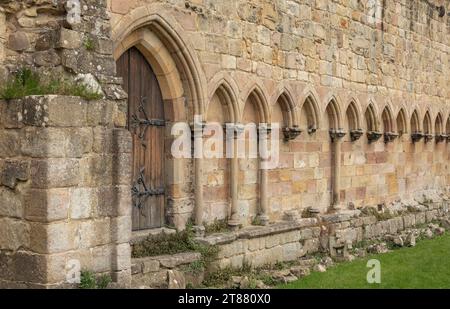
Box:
[0,187,23,218]
[282,242,302,261]
[70,187,95,219]
[22,96,87,127]
[155,252,201,269]
[0,218,30,251]
[0,100,23,129]
[1,160,29,189]
[25,188,70,222]
[112,243,131,271]
[92,245,113,273]
[87,100,114,126]
[0,130,20,158]
[29,222,78,254]
[21,127,92,158]
[110,216,131,244]
[30,158,80,188]
[57,28,82,49]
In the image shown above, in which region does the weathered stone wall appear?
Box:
[201,192,449,270]
[108,0,450,224]
[0,0,125,99]
[0,95,132,288]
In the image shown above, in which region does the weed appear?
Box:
[0,67,103,101]
[204,219,230,235]
[84,37,95,51]
[252,216,264,226]
[132,225,219,272]
[79,271,111,289]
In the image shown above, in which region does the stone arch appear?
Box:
[396,108,408,135]
[272,89,296,128]
[365,103,379,132]
[112,8,209,229]
[240,83,271,124]
[325,97,342,130]
[345,100,362,132]
[435,112,444,135]
[299,87,321,132]
[207,74,240,123]
[423,110,433,135]
[410,109,421,133]
[381,105,395,133]
[113,8,207,118]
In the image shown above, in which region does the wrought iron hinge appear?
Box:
[132,168,165,210]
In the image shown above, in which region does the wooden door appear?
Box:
[116,47,165,231]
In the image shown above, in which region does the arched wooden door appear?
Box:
[116,47,165,231]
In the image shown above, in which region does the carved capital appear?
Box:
[436,134,448,143]
[411,132,424,143]
[350,129,364,142]
[384,132,398,143]
[424,134,434,143]
[283,126,302,141]
[367,131,382,143]
[329,129,346,142]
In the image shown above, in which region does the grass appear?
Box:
[205,219,230,235]
[79,271,111,289]
[280,233,450,289]
[132,224,219,272]
[0,68,103,101]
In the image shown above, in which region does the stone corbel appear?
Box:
[282,126,302,142]
[308,125,317,135]
[435,134,447,143]
[329,128,346,142]
[384,132,399,143]
[367,131,383,143]
[424,134,434,143]
[350,129,364,142]
[411,132,424,143]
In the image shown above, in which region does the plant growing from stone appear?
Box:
[0,67,103,100]
[79,271,111,289]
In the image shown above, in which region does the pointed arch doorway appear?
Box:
[116,47,165,231]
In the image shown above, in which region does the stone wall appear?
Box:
[200,191,449,270]
[0,0,125,99]
[0,95,132,288]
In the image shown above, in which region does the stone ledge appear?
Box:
[197,218,319,246]
[131,252,201,274]
[130,228,176,245]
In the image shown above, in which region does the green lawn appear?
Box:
[280,233,450,289]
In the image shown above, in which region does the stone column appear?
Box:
[228,124,243,229]
[192,120,205,235]
[330,129,346,210]
[257,124,270,226]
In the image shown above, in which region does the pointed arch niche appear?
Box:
[300,95,320,135]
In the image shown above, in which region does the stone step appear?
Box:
[131,252,202,289]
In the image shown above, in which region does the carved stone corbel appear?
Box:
[367,131,382,143]
[282,126,302,142]
[411,132,424,143]
[329,129,346,142]
[350,129,364,142]
[384,132,399,143]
